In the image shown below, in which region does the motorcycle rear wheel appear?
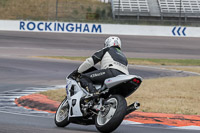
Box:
[95,95,127,133]
[54,98,70,127]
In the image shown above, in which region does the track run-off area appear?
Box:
[0,31,200,133]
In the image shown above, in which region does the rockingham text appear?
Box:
[19,21,102,33]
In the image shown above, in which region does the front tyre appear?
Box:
[54,98,70,127]
[95,95,127,133]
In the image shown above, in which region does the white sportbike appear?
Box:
[55,67,142,132]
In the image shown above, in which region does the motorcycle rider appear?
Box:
[73,36,129,95]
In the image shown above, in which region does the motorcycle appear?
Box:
[54,67,142,132]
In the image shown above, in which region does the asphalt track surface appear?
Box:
[0,31,199,133]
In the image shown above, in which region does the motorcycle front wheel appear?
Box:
[54,97,70,127]
[95,95,127,133]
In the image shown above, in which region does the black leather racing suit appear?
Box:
[78,46,129,93]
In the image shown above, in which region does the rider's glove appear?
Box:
[68,69,80,80]
[74,70,81,78]
[72,69,81,79]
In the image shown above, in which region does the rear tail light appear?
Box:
[132,78,141,84]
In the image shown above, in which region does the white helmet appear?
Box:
[104,36,121,49]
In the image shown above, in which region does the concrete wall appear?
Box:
[0,20,200,37]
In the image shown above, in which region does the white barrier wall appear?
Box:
[0,20,200,37]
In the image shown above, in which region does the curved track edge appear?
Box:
[15,93,200,129]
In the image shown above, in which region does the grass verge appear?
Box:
[127,76,200,115]
[37,56,200,73]
[40,76,200,115]
[37,56,200,66]
[163,66,200,74]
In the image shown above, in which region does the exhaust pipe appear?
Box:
[126,101,140,115]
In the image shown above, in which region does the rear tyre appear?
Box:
[95,95,127,133]
[54,98,70,127]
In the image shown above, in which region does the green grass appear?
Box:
[128,58,200,66]
[38,56,88,61]
[37,56,200,66]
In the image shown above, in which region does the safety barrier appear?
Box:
[0,20,200,37]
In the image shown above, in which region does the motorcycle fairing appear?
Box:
[66,78,87,117]
[104,75,142,89]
